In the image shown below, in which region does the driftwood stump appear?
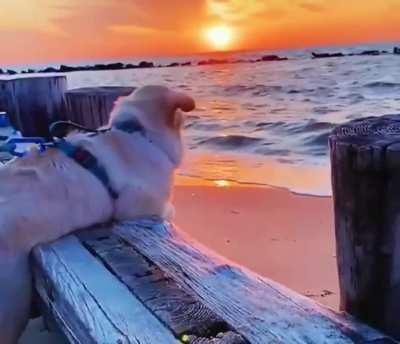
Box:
[0,76,67,137]
[65,87,135,129]
[330,115,400,339]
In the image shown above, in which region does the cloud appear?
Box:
[0,0,69,36]
[299,2,326,12]
[108,25,171,36]
[207,0,331,22]
[207,0,273,22]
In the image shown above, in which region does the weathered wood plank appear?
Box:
[329,115,400,339]
[0,76,67,136]
[65,87,135,129]
[114,219,397,344]
[33,235,178,344]
[77,227,247,343]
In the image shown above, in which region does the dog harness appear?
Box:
[52,119,146,200]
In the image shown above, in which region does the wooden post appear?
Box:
[0,82,8,113]
[65,87,135,129]
[329,114,400,339]
[1,76,67,137]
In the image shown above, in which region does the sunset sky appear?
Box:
[0,0,399,66]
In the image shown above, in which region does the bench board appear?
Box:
[33,219,398,344]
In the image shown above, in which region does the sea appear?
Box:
[7,42,400,196]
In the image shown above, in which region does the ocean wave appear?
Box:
[364,82,400,88]
[198,135,263,149]
[185,122,224,130]
[222,84,283,96]
[303,132,331,148]
[255,120,335,134]
[254,147,291,156]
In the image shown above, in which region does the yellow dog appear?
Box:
[0,85,195,343]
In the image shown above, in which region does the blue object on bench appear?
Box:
[0,112,10,128]
[0,137,48,157]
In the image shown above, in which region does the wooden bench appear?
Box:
[33,218,397,343]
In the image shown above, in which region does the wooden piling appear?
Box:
[0,76,67,137]
[65,87,135,129]
[329,115,400,339]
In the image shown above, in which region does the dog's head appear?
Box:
[109,85,195,165]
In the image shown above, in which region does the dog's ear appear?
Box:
[169,91,195,113]
[167,91,195,128]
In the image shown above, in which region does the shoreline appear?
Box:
[173,181,339,310]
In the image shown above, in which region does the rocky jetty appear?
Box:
[312,52,344,59]
[1,46,398,76]
[313,48,393,59]
[259,55,288,61]
[357,50,381,56]
[198,58,229,66]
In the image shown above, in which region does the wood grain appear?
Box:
[78,227,247,343]
[114,219,397,344]
[0,76,67,136]
[330,115,400,339]
[65,87,135,129]
[33,235,178,344]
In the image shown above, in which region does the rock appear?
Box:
[394,47,400,55]
[108,63,124,70]
[0,68,4,74]
[59,65,76,72]
[312,52,344,59]
[93,64,108,70]
[125,63,138,69]
[198,59,229,66]
[357,50,380,56]
[180,62,191,66]
[261,55,288,61]
[40,67,59,73]
[138,61,154,68]
[7,69,17,75]
[166,62,180,67]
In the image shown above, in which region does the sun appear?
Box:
[204,25,234,50]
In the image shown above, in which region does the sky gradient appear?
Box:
[1,0,399,65]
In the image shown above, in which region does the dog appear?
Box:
[0,85,195,343]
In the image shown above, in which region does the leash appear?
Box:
[0,119,145,200]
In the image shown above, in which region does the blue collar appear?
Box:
[55,139,119,199]
[114,118,145,135]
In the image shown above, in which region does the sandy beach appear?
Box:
[19,179,338,343]
[173,179,338,310]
